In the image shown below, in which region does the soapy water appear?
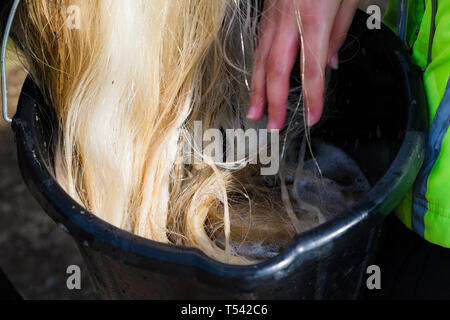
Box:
[208,80,371,262]
[290,139,371,221]
[214,139,371,261]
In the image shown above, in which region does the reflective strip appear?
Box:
[398,0,408,42]
[423,0,437,71]
[412,78,450,236]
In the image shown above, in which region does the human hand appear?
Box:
[247,0,359,130]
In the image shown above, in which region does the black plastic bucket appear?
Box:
[11,11,427,299]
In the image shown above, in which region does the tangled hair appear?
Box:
[8,0,360,264]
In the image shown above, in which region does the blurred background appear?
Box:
[0,0,386,300]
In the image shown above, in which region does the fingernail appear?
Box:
[330,54,339,70]
[267,120,280,131]
[247,105,259,120]
[307,112,319,127]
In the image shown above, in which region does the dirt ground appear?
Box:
[0,61,98,299]
[0,1,387,300]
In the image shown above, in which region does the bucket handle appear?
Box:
[1,0,21,124]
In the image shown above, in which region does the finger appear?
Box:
[265,2,300,130]
[297,1,341,126]
[248,0,278,121]
[327,0,360,69]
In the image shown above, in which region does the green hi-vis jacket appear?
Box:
[384,0,450,247]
